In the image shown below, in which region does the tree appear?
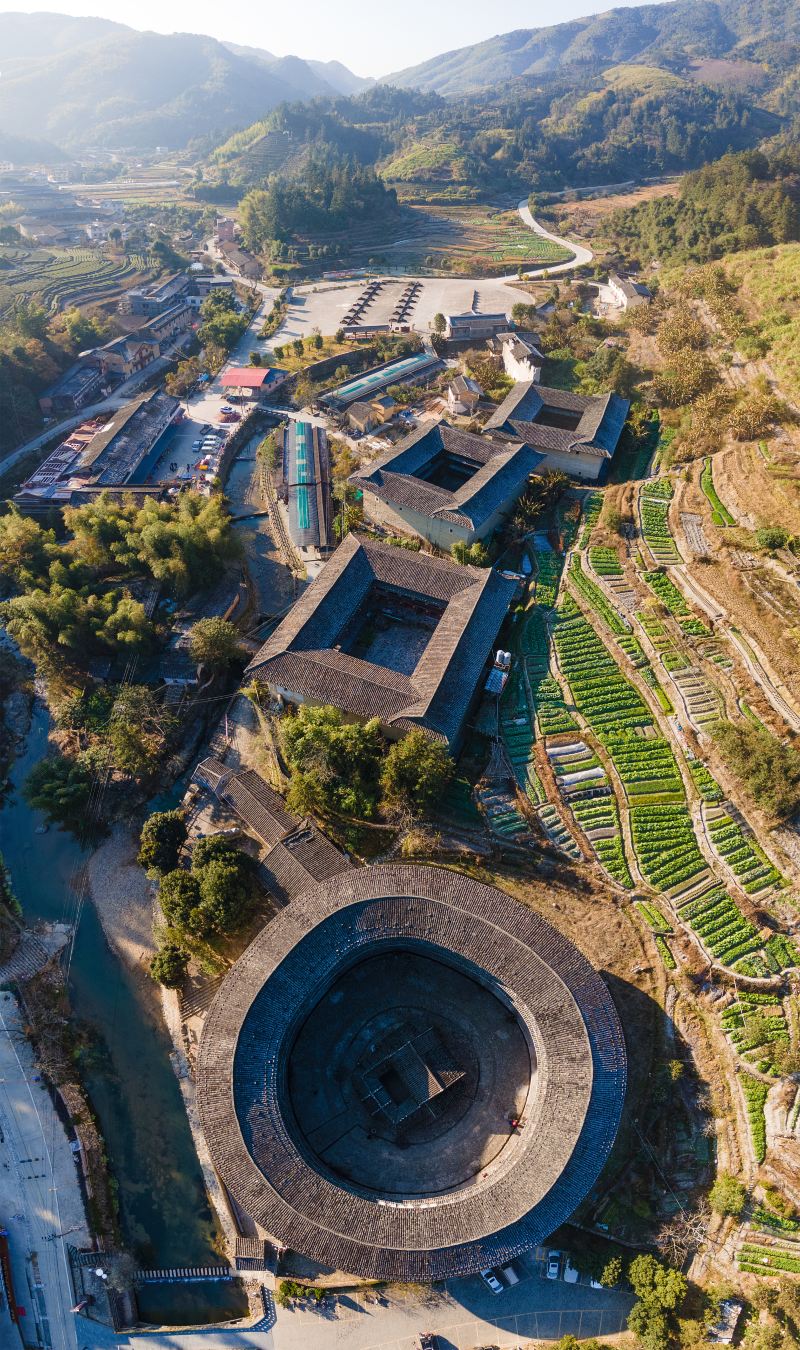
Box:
[451,540,489,566]
[158,870,201,927]
[191,835,241,870]
[0,510,54,584]
[628,1254,687,1311]
[282,705,383,819]
[628,1302,671,1350]
[138,810,187,875]
[188,617,244,673]
[24,754,94,829]
[381,730,453,817]
[149,943,189,988]
[601,1256,624,1287]
[709,1172,747,1217]
[107,684,171,777]
[194,856,251,935]
[432,312,446,334]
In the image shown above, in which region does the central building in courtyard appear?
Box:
[198,865,627,1281]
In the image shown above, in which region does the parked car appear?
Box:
[563,1259,579,1284]
[546,1251,562,1280]
[417,1335,437,1350]
[479,1268,504,1294]
[500,1261,520,1286]
[590,1278,604,1290]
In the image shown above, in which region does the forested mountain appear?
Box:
[605,146,800,264]
[386,0,800,96]
[0,13,367,150]
[210,71,779,198]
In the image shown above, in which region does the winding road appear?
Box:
[502,198,594,281]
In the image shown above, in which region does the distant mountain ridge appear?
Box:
[384,0,800,95]
[0,12,370,151]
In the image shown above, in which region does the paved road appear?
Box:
[0,992,91,1350]
[502,200,595,280]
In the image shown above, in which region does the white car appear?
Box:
[479,1268,503,1294]
[546,1251,562,1280]
[590,1278,604,1289]
[563,1259,579,1284]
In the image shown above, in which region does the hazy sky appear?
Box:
[8,0,670,75]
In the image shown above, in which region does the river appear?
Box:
[1,702,247,1324]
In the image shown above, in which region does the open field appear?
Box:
[0,244,155,318]
[548,181,680,238]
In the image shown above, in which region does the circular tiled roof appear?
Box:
[197,865,626,1281]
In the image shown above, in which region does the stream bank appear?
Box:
[1,699,247,1322]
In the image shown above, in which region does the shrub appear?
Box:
[709,1172,747,1217]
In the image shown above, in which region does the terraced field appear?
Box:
[639,479,683,564]
[0,245,155,319]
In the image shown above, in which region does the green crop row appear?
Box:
[643,571,690,616]
[700,457,735,526]
[740,1074,769,1162]
[681,885,761,964]
[554,604,651,732]
[689,760,724,802]
[617,633,648,667]
[531,671,579,737]
[642,478,674,500]
[680,617,712,637]
[534,549,565,608]
[640,492,682,564]
[636,900,671,931]
[654,934,677,969]
[589,546,623,577]
[569,557,628,635]
[580,492,603,547]
[707,813,783,893]
[600,732,683,800]
[739,1249,800,1276]
[630,804,708,892]
[765,933,800,971]
[752,1206,800,1234]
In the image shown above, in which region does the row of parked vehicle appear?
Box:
[479,1249,602,1293]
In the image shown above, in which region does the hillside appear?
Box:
[385,0,800,96]
[0,14,366,151]
[210,69,778,200]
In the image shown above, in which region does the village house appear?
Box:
[245,533,519,750]
[488,330,545,383]
[607,272,652,311]
[484,382,629,482]
[350,420,541,549]
[446,375,482,415]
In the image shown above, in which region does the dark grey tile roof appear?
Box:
[221,769,299,848]
[484,382,629,461]
[259,825,352,905]
[197,864,627,1282]
[350,421,541,530]
[246,534,517,745]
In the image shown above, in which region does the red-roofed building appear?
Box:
[219,367,289,401]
